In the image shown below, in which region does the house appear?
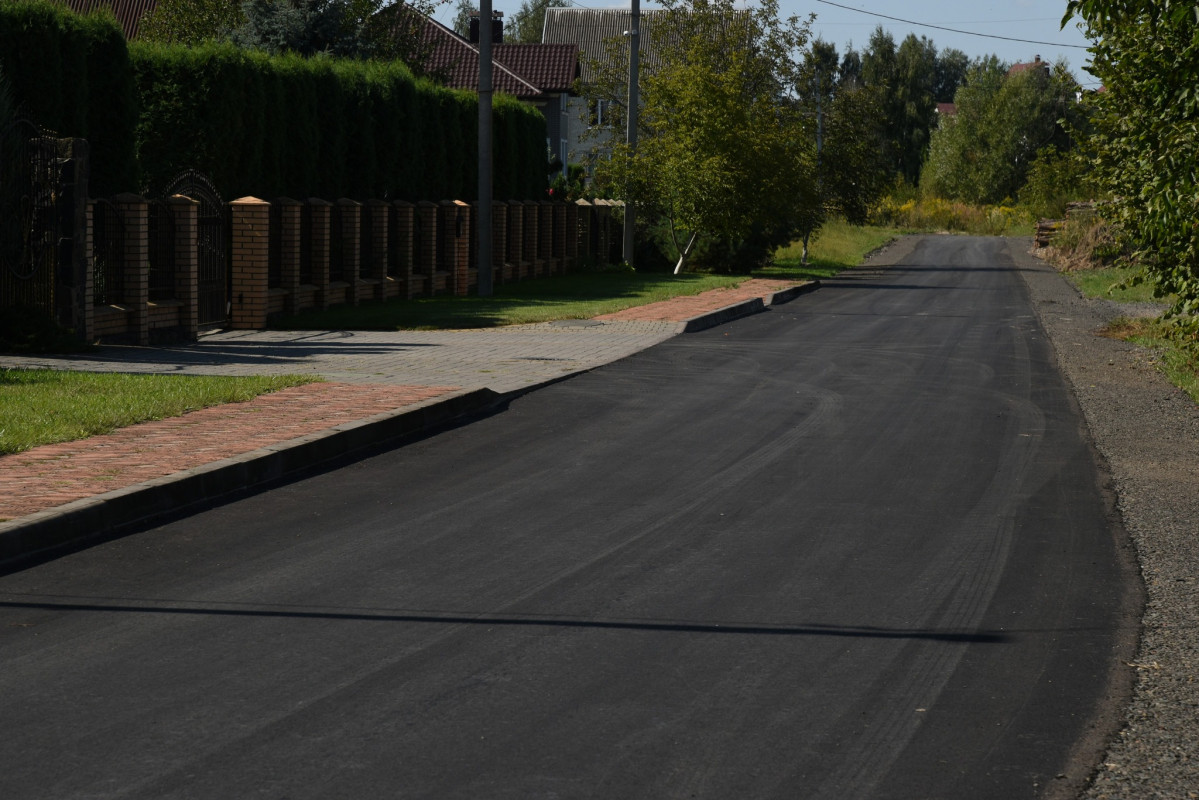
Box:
[1008,55,1051,77]
[541,7,666,165]
[419,15,579,173]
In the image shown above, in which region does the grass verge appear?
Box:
[765,220,899,280]
[271,272,746,331]
[1065,265,1171,306]
[1100,318,1199,403]
[271,221,899,332]
[0,370,320,455]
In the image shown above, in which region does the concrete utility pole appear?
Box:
[477,1,495,296]
[622,0,640,269]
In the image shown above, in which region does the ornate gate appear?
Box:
[162,169,226,327]
[0,120,63,321]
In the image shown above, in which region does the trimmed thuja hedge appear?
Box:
[0,0,138,195]
[0,1,547,201]
[132,43,547,201]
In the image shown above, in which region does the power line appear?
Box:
[812,0,1091,50]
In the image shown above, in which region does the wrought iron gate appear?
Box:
[0,120,62,321]
[162,169,226,327]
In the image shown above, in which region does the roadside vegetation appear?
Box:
[1045,212,1199,403]
[271,220,896,331]
[0,370,319,454]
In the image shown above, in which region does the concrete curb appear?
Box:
[679,297,766,333]
[0,280,827,567]
[765,280,821,307]
[0,388,500,566]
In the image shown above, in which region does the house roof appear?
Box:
[420,18,578,100]
[493,44,579,93]
[1009,56,1050,76]
[55,0,157,39]
[542,7,666,84]
[936,102,957,116]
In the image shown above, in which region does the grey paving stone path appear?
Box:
[0,319,682,394]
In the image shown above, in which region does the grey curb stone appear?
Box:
[0,388,499,565]
[1,284,828,566]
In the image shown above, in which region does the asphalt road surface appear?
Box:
[0,236,1138,799]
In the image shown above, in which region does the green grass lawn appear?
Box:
[0,370,320,455]
[1066,264,1172,306]
[272,220,900,332]
[271,272,747,331]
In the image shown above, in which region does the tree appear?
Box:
[143,0,443,71]
[140,0,245,45]
[595,0,815,273]
[1063,1,1199,314]
[919,60,1081,205]
[794,39,889,262]
[451,0,476,38]
[504,0,565,44]
[934,47,969,102]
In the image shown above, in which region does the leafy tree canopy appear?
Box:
[1064,0,1199,315]
[594,0,816,273]
[919,59,1082,206]
[504,0,566,44]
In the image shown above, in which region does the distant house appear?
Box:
[541,7,668,165]
[1008,55,1051,78]
[936,102,957,117]
[419,16,579,173]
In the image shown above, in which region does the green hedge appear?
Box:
[0,0,138,195]
[130,41,547,201]
[0,1,547,201]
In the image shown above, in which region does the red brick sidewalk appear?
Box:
[595,278,801,321]
[0,383,456,521]
[0,280,804,523]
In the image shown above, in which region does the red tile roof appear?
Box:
[493,44,578,93]
[420,19,578,99]
[56,0,158,39]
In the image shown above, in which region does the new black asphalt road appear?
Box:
[0,237,1138,799]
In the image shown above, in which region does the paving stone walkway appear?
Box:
[0,279,806,525]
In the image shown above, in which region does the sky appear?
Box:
[432,0,1098,83]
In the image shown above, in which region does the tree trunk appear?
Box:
[673,231,700,274]
[801,231,811,267]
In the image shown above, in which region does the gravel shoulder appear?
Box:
[1009,238,1198,798]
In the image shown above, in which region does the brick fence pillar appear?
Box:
[113,193,149,345]
[454,200,470,296]
[364,200,389,301]
[274,197,302,316]
[507,201,525,280]
[524,200,541,277]
[230,196,270,330]
[564,201,578,273]
[167,194,199,340]
[307,198,331,310]
[575,199,593,266]
[336,198,361,306]
[492,201,508,283]
[392,201,416,298]
[418,201,439,292]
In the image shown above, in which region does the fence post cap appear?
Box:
[273,196,303,206]
[306,197,333,206]
[109,192,145,203]
[231,196,269,205]
[336,198,362,207]
[166,194,200,206]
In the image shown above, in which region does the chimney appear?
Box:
[469,11,504,44]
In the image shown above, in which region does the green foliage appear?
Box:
[596,0,815,273]
[451,0,475,38]
[505,0,566,44]
[1018,146,1095,219]
[920,61,1082,206]
[0,0,138,194]
[139,0,246,46]
[131,41,545,200]
[1064,1,1199,315]
[0,306,93,354]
